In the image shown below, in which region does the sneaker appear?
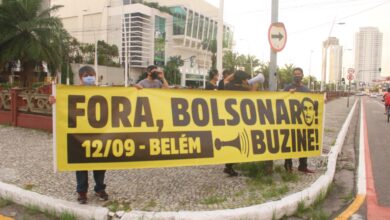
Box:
[223,167,238,177]
[95,190,109,201]
[298,167,315,174]
[77,192,87,204]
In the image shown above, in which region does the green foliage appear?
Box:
[59,212,77,220]
[26,204,41,215]
[223,50,239,71]
[262,185,289,199]
[280,171,299,182]
[200,196,227,205]
[202,39,217,69]
[164,56,184,85]
[0,82,12,89]
[295,200,307,217]
[235,162,268,179]
[60,63,74,85]
[0,197,12,207]
[78,41,119,67]
[142,2,173,15]
[0,0,67,86]
[277,64,295,89]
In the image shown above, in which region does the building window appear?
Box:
[171,6,186,35]
[192,13,199,38]
[198,15,204,40]
[187,10,193,37]
[123,0,143,5]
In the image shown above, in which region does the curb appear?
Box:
[0,181,108,220]
[0,99,358,220]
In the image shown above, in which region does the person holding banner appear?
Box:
[217,69,233,90]
[49,66,109,204]
[284,67,315,174]
[205,69,219,90]
[135,65,169,89]
[222,70,252,176]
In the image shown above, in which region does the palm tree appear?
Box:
[223,50,239,70]
[202,39,217,70]
[0,0,66,87]
[278,64,295,89]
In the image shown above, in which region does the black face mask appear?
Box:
[151,71,158,79]
[293,76,302,84]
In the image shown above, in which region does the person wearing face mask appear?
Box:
[135,65,169,89]
[283,67,315,174]
[49,66,109,204]
[222,70,252,176]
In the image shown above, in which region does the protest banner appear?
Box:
[54,85,324,171]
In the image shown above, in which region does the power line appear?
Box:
[290,0,390,35]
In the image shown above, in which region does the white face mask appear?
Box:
[82,76,96,85]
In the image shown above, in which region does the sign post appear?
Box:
[268,21,287,92]
[346,68,355,108]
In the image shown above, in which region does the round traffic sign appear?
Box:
[347,73,354,81]
[347,68,355,74]
[268,22,287,52]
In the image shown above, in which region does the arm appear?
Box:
[134,84,143,90]
[159,71,169,89]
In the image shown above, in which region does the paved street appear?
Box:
[354,97,390,219]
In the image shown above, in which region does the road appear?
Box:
[356,96,390,219]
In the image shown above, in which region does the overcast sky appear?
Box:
[205,0,390,80]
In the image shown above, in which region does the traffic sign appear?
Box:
[347,73,354,81]
[268,22,287,52]
[347,68,355,74]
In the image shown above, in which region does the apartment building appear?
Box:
[354,27,383,84]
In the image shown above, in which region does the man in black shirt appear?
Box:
[284,67,315,174]
[217,69,233,90]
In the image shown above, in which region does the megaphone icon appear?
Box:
[214,130,250,157]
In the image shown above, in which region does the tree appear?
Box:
[202,39,217,70]
[278,64,295,89]
[164,56,184,85]
[0,0,66,87]
[77,41,119,67]
[243,55,260,74]
[223,50,239,71]
[257,62,270,90]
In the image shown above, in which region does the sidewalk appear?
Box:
[0,96,355,218]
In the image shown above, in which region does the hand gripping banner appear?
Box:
[54,85,324,171]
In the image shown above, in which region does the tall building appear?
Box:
[322,37,343,84]
[51,0,233,86]
[354,27,383,84]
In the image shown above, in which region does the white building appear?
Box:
[354,27,383,84]
[322,37,343,85]
[51,0,233,86]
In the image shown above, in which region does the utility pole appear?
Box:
[94,39,98,86]
[268,0,278,91]
[217,0,224,76]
